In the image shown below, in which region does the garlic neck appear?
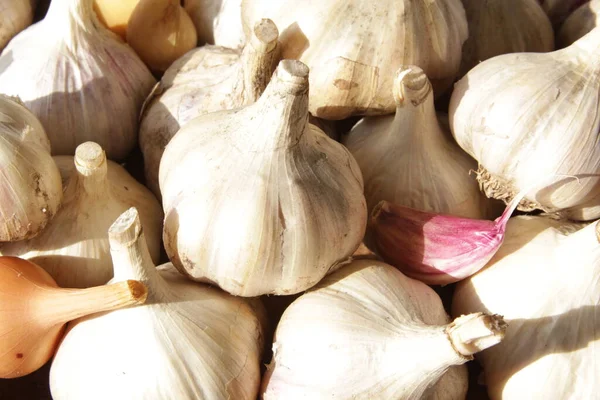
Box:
[70,142,110,198]
[241,19,280,104]
[445,313,507,357]
[252,60,310,150]
[563,27,600,59]
[45,0,96,34]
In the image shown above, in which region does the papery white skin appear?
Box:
[450,28,600,221]
[0,0,156,159]
[184,0,245,48]
[344,65,490,220]
[139,18,280,198]
[160,60,367,296]
[0,0,35,51]
[0,142,163,288]
[558,0,600,47]
[240,0,468,119]
[50,208,265,400]
[262,259,506,399]
[452,215,599,399]
[0,95,62,242]
[459,0,554,77]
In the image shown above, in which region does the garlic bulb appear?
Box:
[183,0,245,48]
[262,259,507,399]
[160,60,367,296]
[539,0,588,25]
[0,95,62,242]
[344,66,489,220]
[93,0,140,39]
[126,0,197,72]
[452,215,599,399]
[0,142,163,288]
[240,0,469,120]
[0,0,35,51]
[50,208,266,399]
[558,0,600,47]
[0,0,156,159]
[460,0,554,76]
[449,28,600,221]
[139,18,280,198]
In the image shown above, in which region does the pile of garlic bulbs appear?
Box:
[1,2,599,399]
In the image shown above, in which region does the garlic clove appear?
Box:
[0,0,156,160]
[93,0,141,40]
[0,0,35,51]
[0,142,163,288]
[558,0,600,47]
[139,18,281,198]
[50,207,266,399]
[0,256,146,379]
[160,59,367,296]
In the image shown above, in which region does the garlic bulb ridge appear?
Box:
[50,208,266,400]
[160,59,367,296]
[0,142,163,288]
[0,0,156,159]
[139,18,281,198]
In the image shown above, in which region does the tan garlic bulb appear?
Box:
[93,0,141,40]
[539,0,588,26]
[262,259,507,399]
[0,0,156,159]
[183,0,245,48]
[50,208,266,399]
[0,142,163,288]
[453,216,599,399]
[558,0,600,47]
[160,60,367,296]
[240,0,468,120]
[460,0,554,76]
[344,66,490,219]
[450,28,600,221]
[139,18,280,198]
[0,95,62,242]
[0,0,35,51]
[126,0,198,72]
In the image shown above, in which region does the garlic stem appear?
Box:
[446,313,507,357]
[392,66,432,107]
[564,27,600,57]
[46,0,95,27]
[40,280,147,325]
[242,19,280,104]
[72,141,109,196]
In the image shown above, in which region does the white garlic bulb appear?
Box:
[0,0,35,51]
[0,95,62,242]
[450,28,600,221]
[0,0,156,159]
[239,0,468,120]
[262,259,507,399]
[50,208,266,400]
[558,0,600,47]
[460,0,554,76]
[0,142,163,288]
[344,65,490,220]
[183,0,245,48]
[139,18,280,198]
[160,60,367,296]
[453,215,598,399]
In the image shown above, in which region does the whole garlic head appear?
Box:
[450,28,600,221]
[0,0,35,51]
[139,18,281,198]
[0,142,163,288]
[50,208,266,400]
[240,0,468,119]
[160,60,367,296]
[453,215,599,399]
[0,0,156,159]
[0,95,62,242]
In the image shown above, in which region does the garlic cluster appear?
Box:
[0,142,163,288]
[240,0,468,119]
[460,0,554,76]
[450,28,600,221]
[0,0,35,51]
[453,215,599,399]
[558,0,600,47]
[0,95,62,242]
[183,0,245,48]
[344,66,490,220]
[0,0,156,159]
[160,60,367,296]
[50,208,266,400]
[263,259,507,399]
[139,18,280,197]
